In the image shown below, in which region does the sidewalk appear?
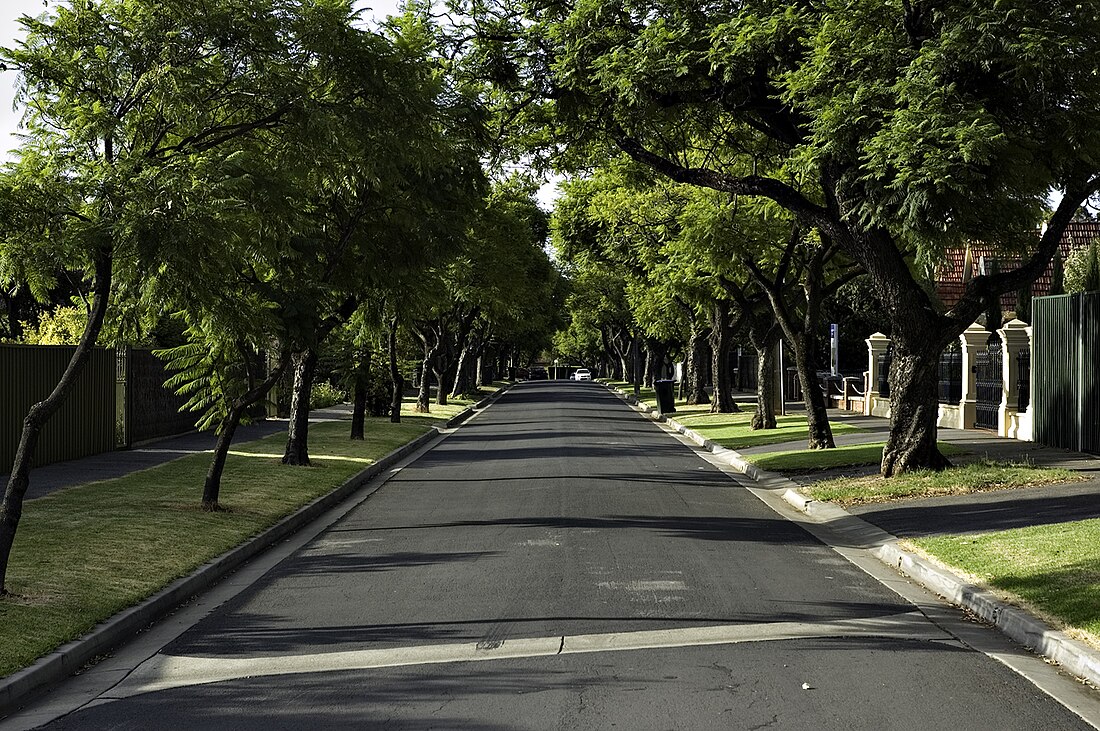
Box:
[738,411,1100,539]
[1,404,355,502]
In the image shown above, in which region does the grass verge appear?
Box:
[803,460,1084,506]
[749,441,964,473]
[908,520,1100,648]
[603,380,867,450]
[0,399,469,679]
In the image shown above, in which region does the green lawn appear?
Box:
[802,460,1083,506]
[748,441,963,473]
[0,399,470,679]
[910,520,1100,648]
[673,410,866,450]
[603,380,867,450]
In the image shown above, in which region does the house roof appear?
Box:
[935,221,1100,311]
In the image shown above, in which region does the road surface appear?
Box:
[11,382,1100,729]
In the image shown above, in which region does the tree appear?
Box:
[0,0,317,593]
[1065,239,1100,293]
[463,0,1100,474]
[412,176,554,408]
[262,7,488,465]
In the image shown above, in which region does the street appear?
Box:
[21,382,1100,729]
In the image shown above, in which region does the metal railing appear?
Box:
[1017,350,1031,412]
[938,350,962,405]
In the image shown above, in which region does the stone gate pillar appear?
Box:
[959,322,989,430]
[865,332,891,417]
[998,319,1032,439]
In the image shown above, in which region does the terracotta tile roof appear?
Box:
[935,221,1100,311]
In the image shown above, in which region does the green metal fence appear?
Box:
[1032,292,1100,454]
[0,345,117,473]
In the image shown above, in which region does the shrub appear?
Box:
[310,381,347,409]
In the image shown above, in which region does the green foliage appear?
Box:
[18,306,86,345]
[310,382,348,410]
[156,339,244,433]
[1064,239,1100,293]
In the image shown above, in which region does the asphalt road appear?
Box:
[25,382,1099,729]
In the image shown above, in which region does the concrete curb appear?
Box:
[444,383,513,428]
[604,383,1100,690]
[0,391,504,719]
[875,542,1100,688]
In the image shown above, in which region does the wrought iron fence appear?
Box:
[1016,350,1031,413]
[736,352,758,391]
[938,348,962,405]
[974,335,1003,430]
[877,347,892,397]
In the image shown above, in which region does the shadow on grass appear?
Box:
[990,556,1100,632]
[850,485,1100,538]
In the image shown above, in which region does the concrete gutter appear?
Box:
[604,383,1100,690]
[0,387,511,719]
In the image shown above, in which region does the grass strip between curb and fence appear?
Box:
[748,441,964,473]
[802,460,1084,506]
[0,399,472,680]
[908,519,1100,649]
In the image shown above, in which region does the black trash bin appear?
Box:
[654,379,676,414]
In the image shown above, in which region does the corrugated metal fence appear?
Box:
[0,345,117,473]
[1033,292,1100,454]
[1,345,199,474]
[126,349,196,445]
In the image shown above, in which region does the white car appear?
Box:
[573,368,592,381]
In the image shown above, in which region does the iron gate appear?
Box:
[974,335,1003,430]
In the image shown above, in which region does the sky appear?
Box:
[0,0,560,208]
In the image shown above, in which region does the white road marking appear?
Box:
[598,580,688,591]
[103,612,949,700]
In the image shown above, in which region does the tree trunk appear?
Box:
[202,350,290,510]
[881,341,951,476]
[434,363,452,406]
[685,321,711,405]
[416,347,434,413]
[0,252,112,594]
[709,301,740,413]
[282,349,318,466]
[350,380,366,440]
[450,344,474,397]
[389,318,403,423]
[349,347,368,440]
[203,409,243,510]
[752,331,780,430]
[790,342,834,448]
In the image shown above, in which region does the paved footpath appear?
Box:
[1,405,355,501]
[738,412,1100,537]
[5,383,1100,729]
